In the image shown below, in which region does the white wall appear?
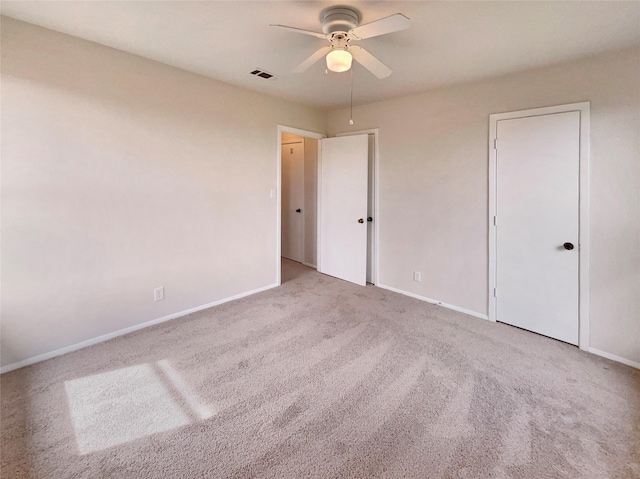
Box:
[0,17,326,368]
[328,47,640,364]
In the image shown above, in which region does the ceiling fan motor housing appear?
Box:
[321,7,360,35]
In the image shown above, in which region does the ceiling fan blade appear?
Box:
[349,13,410,40]
[349,46,392,79]
[270,24,327,39]
[293,46,332,73]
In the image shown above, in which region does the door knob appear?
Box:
[358,218,364,223]
[296,209,301,213]
[563,242,574,250]
[367,217,373,222]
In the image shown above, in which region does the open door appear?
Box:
[318,135,369,286]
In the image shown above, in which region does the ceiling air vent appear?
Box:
[250,69,277,80]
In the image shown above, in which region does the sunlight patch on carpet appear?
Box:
[65,363,189,454]
[157,359,214,420]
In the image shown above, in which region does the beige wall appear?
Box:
[0,17,325,367]
[328,47,640,364]
[281,133,302,143]
[2,16,638,369]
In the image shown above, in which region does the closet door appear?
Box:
[495,111,580,344]
[281,142,304,262]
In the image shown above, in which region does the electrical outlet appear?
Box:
[413,271,421,282]
[154,286,164,302]
[270,188,276,199]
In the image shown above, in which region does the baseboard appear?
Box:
[376,283,489,320]
[588,347,640,370]
[376,285,640,370]
[302,262,317,269]
[6,282,635,374]
[0,282,279,375]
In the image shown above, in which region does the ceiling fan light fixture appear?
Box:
[326,49,352,73]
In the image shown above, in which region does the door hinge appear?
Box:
[493,138,498,150]
[493,216,496,226]
[493,288,496,297]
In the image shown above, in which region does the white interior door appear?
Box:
[496,111,580,344]
[319,135,369,286]
[281,142,304,262]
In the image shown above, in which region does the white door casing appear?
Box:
[318,135,369,286]
[281,141,304,262]
[489,102,590,348]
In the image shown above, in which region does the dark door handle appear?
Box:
[367,217,373,222]
[296,209,301,213]
[358,218,364,223]
[563,242,574,250]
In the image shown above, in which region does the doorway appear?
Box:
[488,102,590,349]
[277,126,378,287]
[277,126,325,285]
[281,135,307,264]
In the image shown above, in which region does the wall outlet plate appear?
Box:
[413,271,421,282]
[154,287,164,301]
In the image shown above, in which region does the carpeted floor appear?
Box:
[1,259,639,478]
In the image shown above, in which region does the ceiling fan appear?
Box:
[271,7,410,79]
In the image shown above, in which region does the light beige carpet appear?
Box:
[1,259,639,478]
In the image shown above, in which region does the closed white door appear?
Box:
[496,111,580,344]
[281,142,304,262]
[319,135,369,286]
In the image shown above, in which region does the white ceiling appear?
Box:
[2,1,639,110]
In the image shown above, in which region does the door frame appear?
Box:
[277,125,326,285]
[335,129,380,285]
[488,102,590,350]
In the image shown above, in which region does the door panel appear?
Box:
[319,135,369,286]
[281,142,304,262]
[496,111,580,344]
